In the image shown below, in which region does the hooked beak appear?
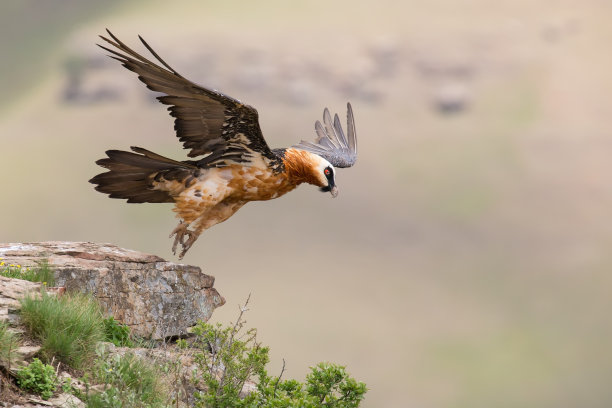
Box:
[330,185,338,198]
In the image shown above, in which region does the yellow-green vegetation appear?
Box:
[0,260,55,286]
[102,317,134,348]
[83,349,169,408]
[190,300,367,408]
[0,321,20,369]
[16,358,58,400]
[12,288,165,404]
[19,292,105,369]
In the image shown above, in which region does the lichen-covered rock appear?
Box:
[0,242,225,339]
[0,276,43,310]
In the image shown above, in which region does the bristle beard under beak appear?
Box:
[319,185,338,197]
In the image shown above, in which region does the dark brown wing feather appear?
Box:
[98,30,281,169]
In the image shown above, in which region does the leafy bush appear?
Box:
[247,362,367,408]
[192,321,269,408]
[103,317,134,347]
[85,346,170,408]
[305,362,367,407]
[0,260,55,286]
[0,321,20,368]
[19,292,105,369]
[191,297,367,407]
[17,358,57,400]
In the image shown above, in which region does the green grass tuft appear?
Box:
[19,292,105,370]
[0,320,20,368]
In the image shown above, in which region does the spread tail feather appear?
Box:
[89,146,194,203]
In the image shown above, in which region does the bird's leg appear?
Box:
[169,220,194,256]
[178,231,199,260]
[177,201,246,259]
[170,201,245,259]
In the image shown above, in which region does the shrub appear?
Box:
[85,346,170,408]
[0,260,55,286]
[304,362,367,407]
[0,321,20,369]
[19,292,105,369]
[192,320,269,408]
[103,317,134,347]
[191,296,269,408]
[192,296,367,407]
[17,358,57,400]
[245,361,367,408]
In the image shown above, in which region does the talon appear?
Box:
[169,221,191,257]
[169,220,186,238]
[183,230,196,245]
[172,238,179,255]
[178,230,198,259]
[180,230,190,245]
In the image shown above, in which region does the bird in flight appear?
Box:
[90,30,358,259]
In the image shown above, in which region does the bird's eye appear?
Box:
[324,168,331,176]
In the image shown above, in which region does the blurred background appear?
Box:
[2,0,612,406]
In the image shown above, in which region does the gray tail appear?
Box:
[89,146,193,203]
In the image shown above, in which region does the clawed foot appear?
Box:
[169,221,198,260]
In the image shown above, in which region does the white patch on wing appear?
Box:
[218,168,233,181]
[248,156,269,169]
[186,169,234,203]
[200,179,223,195]
[241,172,256,182]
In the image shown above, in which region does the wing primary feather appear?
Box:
[101,30,160,69]
[314,121,328,143]
[333,113,349,149]
[97,44,130,61]
[138,34,180,75]
[322,108,341,149]
[347,102,357,154]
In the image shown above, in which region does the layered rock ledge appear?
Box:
[0,241,225,339]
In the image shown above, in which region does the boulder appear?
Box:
[0,276,46,326]
[0,242,225,339]
[0,276,44,310]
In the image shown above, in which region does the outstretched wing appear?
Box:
[293,103,357,168]
[98,29,280,169]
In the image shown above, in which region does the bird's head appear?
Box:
[283,148,338,197]
[313,154,338,198]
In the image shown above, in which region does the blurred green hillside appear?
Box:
[2,1,612,407]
